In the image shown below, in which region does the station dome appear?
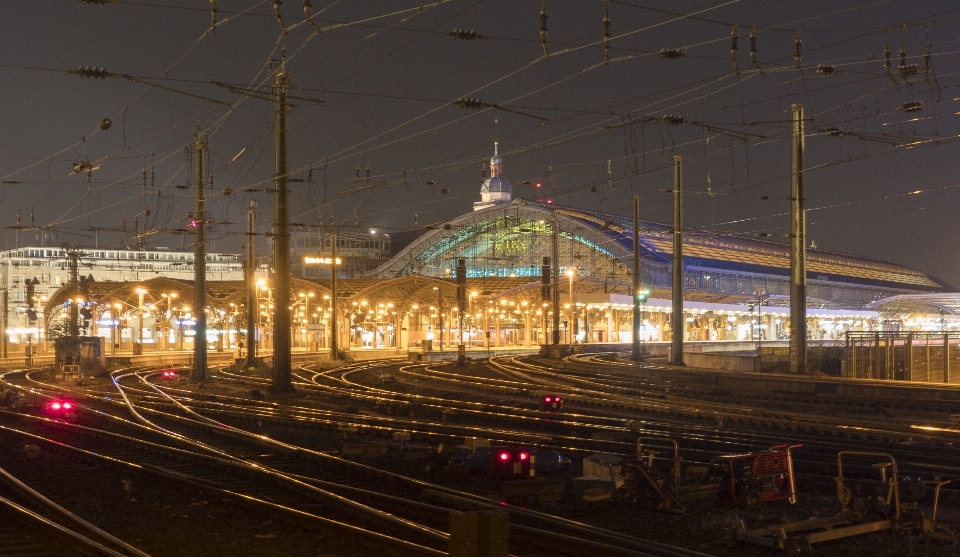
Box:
[474,142,512,211]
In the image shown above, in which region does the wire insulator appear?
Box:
[883,41,897,83]
[749,27,763,73]
[539,0,549,56]
[730,25,740,75]
[454,98,483,109]
[448,29,481,40]
[924,43,934,91]
[273,0,286,35]
[72,66,109,79]
[819,126,844,137]
[660,115,685,126]
[603,0,611,64]
[303,0,322,35]
[898,42,906,70]
[815,64,835,76]
[899,64,919,79]
[794,30,804,79]
[898,100,925,113]
[210,0,217,29]
[658,48,687,59]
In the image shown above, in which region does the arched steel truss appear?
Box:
[370,203,661,286]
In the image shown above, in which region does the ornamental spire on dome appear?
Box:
[474,141,512,211]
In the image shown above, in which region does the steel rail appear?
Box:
[0,494,136,557]
[0,424,447,557]
[0,464,154,557]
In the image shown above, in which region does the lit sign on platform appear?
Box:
[303,256,342,265]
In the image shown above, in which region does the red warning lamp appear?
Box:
[499,452,510,461]
[544,397,552,402]
[535,182,542,188]
[546,200,552,204]
[519,452,529,461]
[51,402,61,410]
[63,403,72,409]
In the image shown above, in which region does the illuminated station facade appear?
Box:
[344,143,953,350]
[28,144,955,354]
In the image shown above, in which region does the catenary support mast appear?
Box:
[670,156,684,366]
[271,56,293,393]
[790,103,807,374]
[192,135,207,381]
[245,200,257,368]
[632,195,642,361]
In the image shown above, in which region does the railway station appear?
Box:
[23,145,960,369]
[6,3,960,557]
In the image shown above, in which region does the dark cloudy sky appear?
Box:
[2,0,960,285]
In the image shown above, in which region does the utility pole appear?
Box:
[192,134,207,381]
[245,200,257,368]
[790,103,807,374]
[329,230,339,359]
[551,213,560,345]
[632,195,642,361]
[670,155,684,366]
[271,56,294,393]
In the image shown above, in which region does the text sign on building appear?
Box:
[303,256,342,265]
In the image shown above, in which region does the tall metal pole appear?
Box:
[330,231,339,358]
[632,195,642,361]
[790,103,807,374]
[670,155,684,366]
[245,200,257,368]
[552,213,560,345]
[272,57,293,392]
[192,135,207,381]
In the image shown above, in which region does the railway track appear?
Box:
[5,354,959,556]
[0,364,722,557]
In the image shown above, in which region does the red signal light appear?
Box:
[544,397,552,402]
[535,182,542,188]
[499,452,510,461]
[546,200,552,204]
[51,402,61,410]
[63,403,72,409]
[519,452,529,461]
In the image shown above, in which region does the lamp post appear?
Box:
[161,293,178,350]
[567,268,577,343]
[135,288,146,355]
[433,286,443,351]
[112,302,122,355]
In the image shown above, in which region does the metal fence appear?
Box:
[845,332,960,384]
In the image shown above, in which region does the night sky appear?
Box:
[2,1,960,286]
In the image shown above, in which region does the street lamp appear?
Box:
[112,302,122,355]
[135,288,146,355]
[433,286,443,351]
[161,293,178,350]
